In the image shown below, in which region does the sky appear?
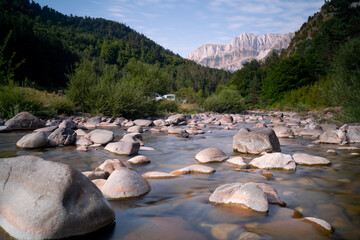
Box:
[33,0,324,57]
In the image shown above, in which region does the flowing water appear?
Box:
[0,123,360,239]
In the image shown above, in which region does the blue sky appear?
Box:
[33,0,324,57]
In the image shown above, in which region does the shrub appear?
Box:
[203,87,246,113]
[156,100,179,114]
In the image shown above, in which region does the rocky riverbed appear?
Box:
[0,111,360,239]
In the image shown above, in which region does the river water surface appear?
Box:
[0,123,359,239]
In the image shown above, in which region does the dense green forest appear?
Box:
[0,0,359,122]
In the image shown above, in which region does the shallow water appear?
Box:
[1,124,360,239]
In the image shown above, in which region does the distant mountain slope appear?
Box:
[0,0,231,91]
[187,33,294,72]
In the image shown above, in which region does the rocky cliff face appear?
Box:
[186,33,294,72]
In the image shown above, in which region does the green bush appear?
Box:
[156,100,180,114]
[203,87,246,113]
[330,38,360,123]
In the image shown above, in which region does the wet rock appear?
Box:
[319,130,347,144]
[127,155,150,165]
[153,119,166,126]
[257,183,286,206]
[92,179,107,190]
[82,171,110,180]
[142,171,178,179]
[238,232,261,240]
[75,129,86,136]
[0,155,115,239]
[249,153,296,171]
[253,122,267,128]
[235,169,273,180]
[166,114,186,124]
[134,119,152,127]
[292,153,331,165]
[121,133,144,146]
[34,125,58,132]
[0,126,10,132]
[16,131,49,149]
[273,125,294,138]
[168,125,185,134]
[177,132,190,138]
[209,182,268,212]
[105,141,140,155]
[58,119,77,129]
[170,165,216,175]
[76,145,87,152]
[195,147,229,163]
[76,136,92,146]
[327,149,337,154]
[346,130,360,143]
[219,115,233,124]
[233,127,281,154]
[86,129,114,145]
[127,125,144,133]
[96,159,126,174]
[5,112,45,130]
[48,128,77,146]
[226,157,247,168]
[303,217,333,233]
[140,146,155,151]
[101,168,151,200]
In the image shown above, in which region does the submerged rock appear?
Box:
[195,147,229,163]
[0,155,115,239]
[233,127,281,154]
[16,131,48,149]
[292,153,331,166]
[170,164,216,175]
[5,112,45,130]
[209,182,269,212]
[101,168,151,200]
[142,171,178,179]
[249,153,296,171]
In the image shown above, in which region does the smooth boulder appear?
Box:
[249,153,296,171]
[318,130,346,144]
[233,128,281,154]
[87,129,114,145]
[134,119,152,127]
[170,165,216,175]
[16,131,49,149]
[101,168,151,199]
[273,126,294,138]
[104,142,140,156]
[292,153,331,165]
[209,182,269,212]
[5,112,45,130]
[0,156,115,239]
[195,148,229,163]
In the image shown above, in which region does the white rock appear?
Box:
[249,153,296,171]
[195,148,228,163]
[292,153,331,165]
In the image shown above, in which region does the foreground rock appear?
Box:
[209,182,269,212]
[5,112,45,130]
[292,153,331,166]
[195,148,229,163]
[249,153,296,171]
[104,142,140,156]
[257,183,286,206]
[48,128,77,146]
[101,168,151,199]
[233,128,281,154]
[0,156,115,239]
[170,165,216,175]
[16,131,48,149]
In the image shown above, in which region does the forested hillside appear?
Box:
[0,0,231,92]
[207,0,359,122]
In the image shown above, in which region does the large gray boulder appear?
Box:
[209,182,268,212]
[58,119,77,129]
[195,148,228,163]
[101,168,151,200]
[318,130,346,144]
[233,127,281,154]
[166,114,186,125]
[134,119,152,127]
[120,133,144,145]
[48,128,77,146]
[5,112,45,130]
[0,156,115,239]
[127,125,143,133]
[86,129,114,145]
[347,127,360,143]
[272,126,294,138]
[249,153,296,171]
[104,142,140,155]
[16,131,49,149]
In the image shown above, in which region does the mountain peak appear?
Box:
[186,32,294,71]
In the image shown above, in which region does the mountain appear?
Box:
[187,33,294,72]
